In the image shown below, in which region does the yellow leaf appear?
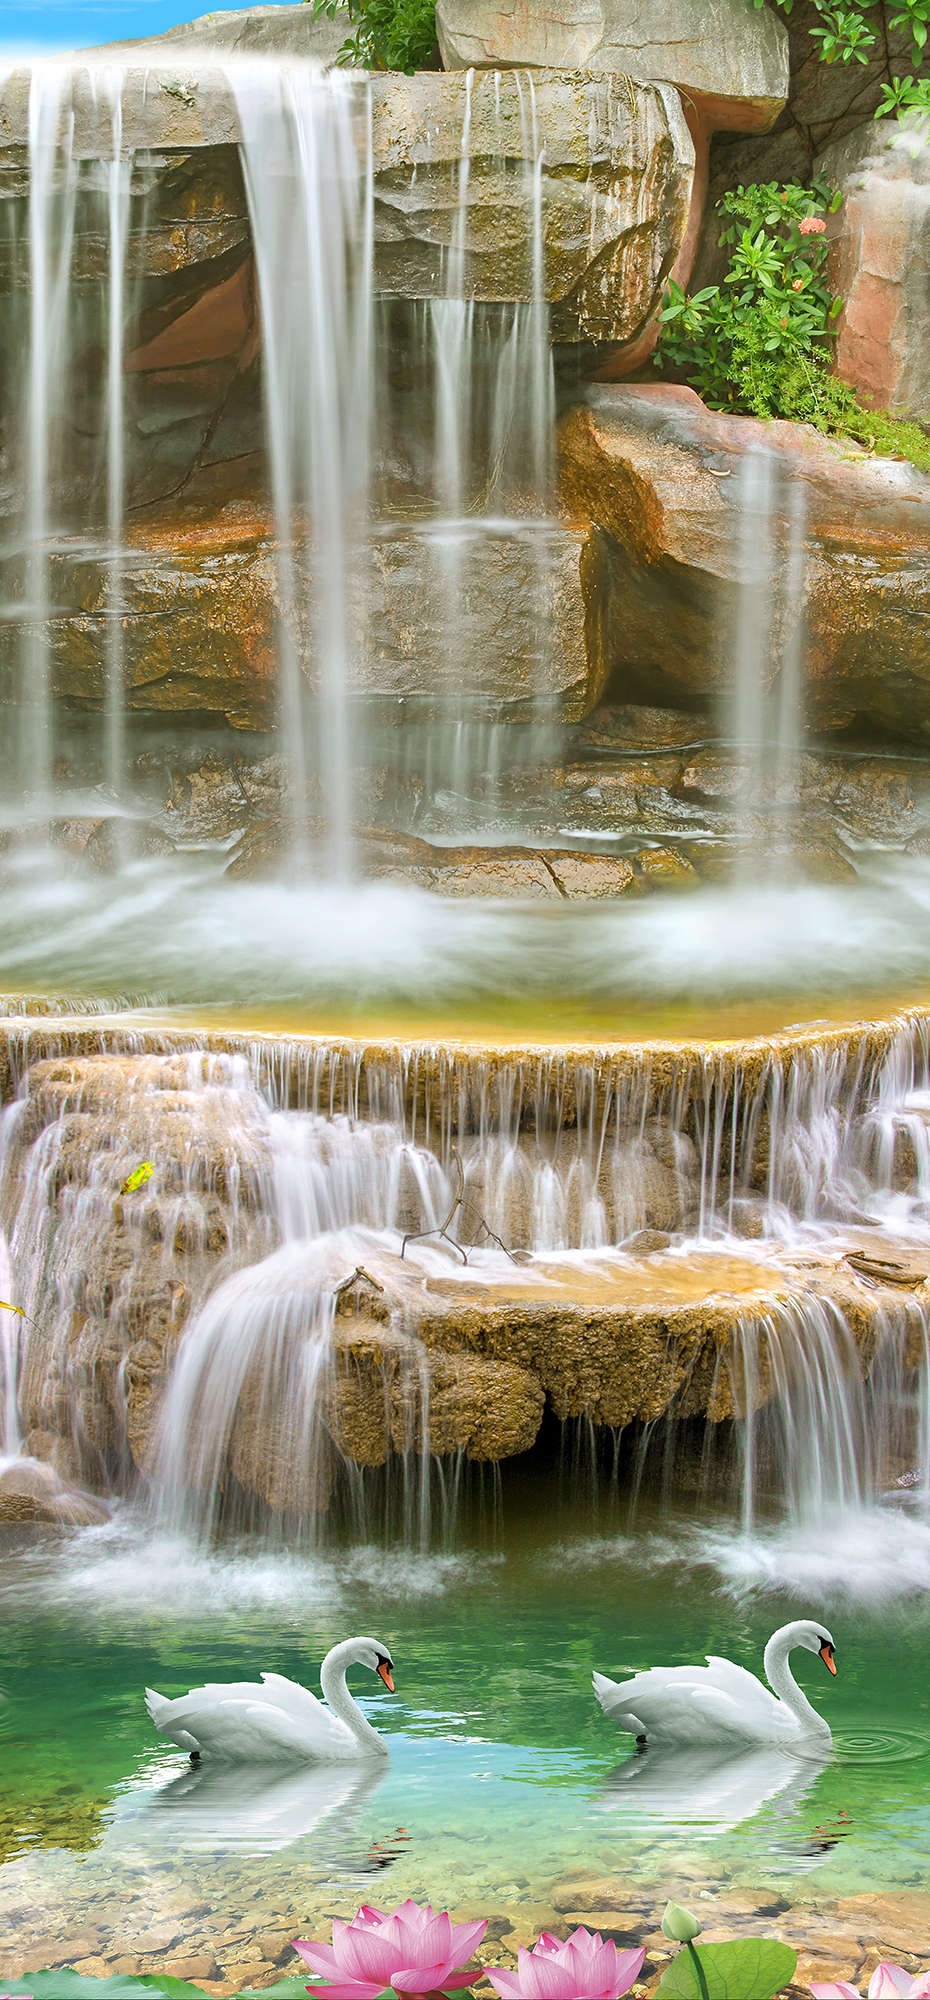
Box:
[120,1162,155,1196]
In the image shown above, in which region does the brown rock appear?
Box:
[552,1877,630,1913]
[634,845,700,888]
[165,1953,221,1981]
[559,383,930,746]
[545,851,639,898]
[818,113,930,420]
[436,0,789,134]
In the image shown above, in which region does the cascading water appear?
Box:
[731,450,808,877]
[1,1013,929,1549]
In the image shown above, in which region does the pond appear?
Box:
[1,1485,929,1988]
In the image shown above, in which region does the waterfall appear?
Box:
[21,65,78,808]
[730,451,808,878]
[2,1014,929,1545]
[102,67,129,805]
[229,61,374,875]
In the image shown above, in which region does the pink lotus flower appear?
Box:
[294,1898,486,1998]
[799,216,827,234]
[485,1927,645,1998]
[812,1966,930,1997]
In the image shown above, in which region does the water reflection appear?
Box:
[598,1742,827,1843]
[145,1755,389,1858]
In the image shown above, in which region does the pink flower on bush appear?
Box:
[294,1898,486,1998]
[485,1926,645,1998]
[799,216,827,234]
[812,1966,930,1997]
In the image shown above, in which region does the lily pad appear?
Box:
[654,1938,798,2000]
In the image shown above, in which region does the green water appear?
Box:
[1,1487,929,1979]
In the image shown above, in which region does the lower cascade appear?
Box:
[2,1015,929,1543]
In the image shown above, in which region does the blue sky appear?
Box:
[0,0,289,54]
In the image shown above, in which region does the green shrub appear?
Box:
[306,0,437,70]
[653,179,930,471]
[747,0,930,121]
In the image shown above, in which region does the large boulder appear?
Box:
[435,0,789,135]
[0,63,693,347]
[817,112,930,422]
[0,508,602,727]
[370,69,693,342]
[558,382,930,744]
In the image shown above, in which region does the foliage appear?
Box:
[304,0,437,71]
[654,1936,799,1999]
[745,0,930,121]
[653,179,930,471]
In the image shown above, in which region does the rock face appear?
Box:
[0,65,693,347]
[690,0,926,289]
[371,70,693,342]
[0,509,600,727]
[77,3,349,59]
[818,113,930,421]
[435,0,789,134]
[559,382,930,744]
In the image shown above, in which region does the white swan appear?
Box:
[145,1636,395,1764]
[593,1620,836,1750]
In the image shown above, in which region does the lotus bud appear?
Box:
[661,1901,703,1942]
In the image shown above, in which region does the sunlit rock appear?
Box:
[817,113,930,422]
[559,381,930,746]
[436,0,789,136]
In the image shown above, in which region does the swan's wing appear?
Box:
[702,1656,781,1717]
[158,1694,321,1762]
[259,1673,331,1725]
[594,1665,779,1746]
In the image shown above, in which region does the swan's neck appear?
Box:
[320,1645,388,1756]
[763,1633,829,1738]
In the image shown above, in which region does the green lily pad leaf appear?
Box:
[234,1982,315,2000]
[2,1976,183,1998]
[654,1938,798,2000]
[137,1978,220,1997]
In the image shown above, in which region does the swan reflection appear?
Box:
[597,1742,828,1845]
[146,1756,388,1857]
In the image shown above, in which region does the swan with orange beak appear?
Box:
[145,1636,397,1764]
[594,1620,837,1750]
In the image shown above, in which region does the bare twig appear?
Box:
[333,1265,385,1298]
[400,1150,516,1264]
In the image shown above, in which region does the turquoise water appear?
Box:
[1,1487,929,1978]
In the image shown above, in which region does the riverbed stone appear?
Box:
[436,0,789,134]
[817,112,930,422]
[558,381,930,745]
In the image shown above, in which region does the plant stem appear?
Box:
[687,1940,711,2000]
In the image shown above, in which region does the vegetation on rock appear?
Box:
[749,0,930,118]
[654,179,930,469]
[306,0,437,69]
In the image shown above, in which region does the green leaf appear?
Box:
[654,1938,798,2000]
[2,1978,182,1998]
[138,1980,218,1997]
[234,1981,314,2000]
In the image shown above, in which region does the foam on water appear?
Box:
[4,853,930,1007]
[544,1504,930,1611]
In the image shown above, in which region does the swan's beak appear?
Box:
[377,1662,395,1692]
[819,1642,837,1676]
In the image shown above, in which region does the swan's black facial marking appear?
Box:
[376,1654,395,1693]
[818,1639,837,1676]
